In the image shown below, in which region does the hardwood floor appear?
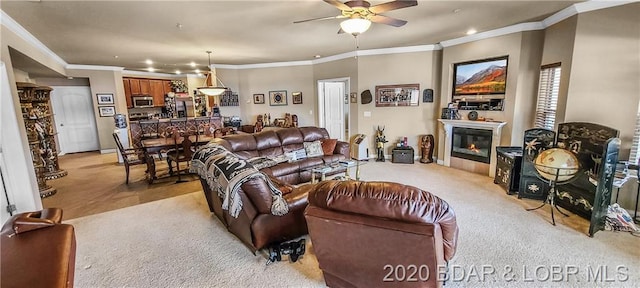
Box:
[42,151,203,220]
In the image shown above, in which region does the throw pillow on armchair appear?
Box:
[320,139,338,156]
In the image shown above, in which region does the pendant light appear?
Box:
[197,51,227,96]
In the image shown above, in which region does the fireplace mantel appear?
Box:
[438,119,507,177]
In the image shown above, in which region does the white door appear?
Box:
[50,86,99,154]
[321,82,345,141]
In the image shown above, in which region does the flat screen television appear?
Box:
[452,56,508,96]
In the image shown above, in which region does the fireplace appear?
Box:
[451,127,492,163]
[438,119,506,178]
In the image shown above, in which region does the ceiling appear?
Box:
[2,0,584,76]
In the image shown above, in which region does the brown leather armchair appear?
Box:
[305,180,459,288]
[1,208,76,288]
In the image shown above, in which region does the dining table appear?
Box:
[141,134,215,183]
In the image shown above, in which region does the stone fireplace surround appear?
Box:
[438,119,507,178]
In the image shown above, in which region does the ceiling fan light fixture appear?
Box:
[340,18,371,35]
[197,51,227,96]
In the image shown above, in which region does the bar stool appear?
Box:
[170,118,188,132]
[139,119,160,139]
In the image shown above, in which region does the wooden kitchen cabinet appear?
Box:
[139,79,150,95]
[163,80,172,95]
[149,80,165,107]
[129,78,141,95]
[123,79,133,108]
[123,77,174,107]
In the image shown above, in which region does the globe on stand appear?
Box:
[534,148,580,182]
[528,148,580,225]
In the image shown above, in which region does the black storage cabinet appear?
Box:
[494,146,522,195]
[392,147,414,164]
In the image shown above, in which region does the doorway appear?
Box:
[317,78,350,141]
[50,86,99,154]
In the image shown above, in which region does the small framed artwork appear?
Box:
[350,92,357,103]
[292,92,302,104]
[98,106,115,117]
[253,94,265,104]
[269,90,287,106]
[97,93,114,105]
[423,89,434,103]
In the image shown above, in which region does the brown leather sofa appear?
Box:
[305,181,459,288]
[1,208,76,288]
[199,126,349,252]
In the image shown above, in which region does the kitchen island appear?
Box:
[129,116,222,148]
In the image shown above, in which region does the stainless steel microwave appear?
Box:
[132,96,154,108]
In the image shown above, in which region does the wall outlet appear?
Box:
[309,110,313,115]
[364,111,371,117]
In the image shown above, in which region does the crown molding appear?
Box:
[66,64,124,71]
[122,70,184,78]
[213,60,313,70]
[313,51,357,65]
[0,10,67,67]
[440,22,545,47]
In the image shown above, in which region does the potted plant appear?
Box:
[170,80,188,92]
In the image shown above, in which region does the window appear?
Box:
[534,63,561,130]
[629,104,640,165]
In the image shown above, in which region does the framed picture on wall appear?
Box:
[97,93,114,105]
[350,92,357,103]
[375,84,420,107]
[269,90,287,106]
[98,106,115,117]
[292,92,302,104]
[253,94,265,104]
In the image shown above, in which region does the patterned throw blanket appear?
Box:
[190,143,288,218]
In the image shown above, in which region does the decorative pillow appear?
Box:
[304,140,324,158]
[284,151,298,162]
[321,139,338,156]
[294,148,308,160]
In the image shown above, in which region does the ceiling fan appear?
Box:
[294,0,418,35]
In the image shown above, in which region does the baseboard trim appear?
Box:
[100,149,116,154]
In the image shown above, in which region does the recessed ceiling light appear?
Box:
[466,29,477,35]
[145,59,153,65]
[453,9,462,13]
[190,62,197,67]
[114,55,119,59]
[314,55,321,58]
[195,69,201,73]
[176,23,183,30]
[175,70,181,75]
[147,67,155,72]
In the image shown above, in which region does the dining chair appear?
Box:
[138,119,160,139]
[166,127,194,183]
[112,132,147,184]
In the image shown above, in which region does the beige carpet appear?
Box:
[67,162,640,287]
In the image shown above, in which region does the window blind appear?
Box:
[534,63,561,130]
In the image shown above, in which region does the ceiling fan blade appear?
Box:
[293,15,344,24]
[323,0,352,11]
[369,0,417,14]
[370,15,407,27]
